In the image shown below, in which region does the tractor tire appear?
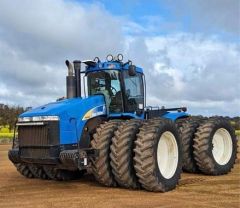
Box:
[15,163,35,178]
[28,165,49,179]
[134,118,182,192]
[176,117,191,133]
[176,116,205,133]
[181,118,206,173]
[110,119,143,189]
[193,117,237,175]
[43,166,84,181]
[91,120,122,187]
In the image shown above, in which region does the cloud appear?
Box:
[0,0,124,106]
[0,0,239,116]
[121,33,240,116]
[143,33,240,116]
[0,0,124,64]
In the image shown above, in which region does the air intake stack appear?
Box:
[65,60,76,99]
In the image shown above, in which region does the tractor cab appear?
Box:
[65,54,187,120]
[85,56,145,116]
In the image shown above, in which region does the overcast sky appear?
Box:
[0,0,239,116]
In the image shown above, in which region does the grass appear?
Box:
[236,130,240,136]
[0,132,14,139]
[0,133,13,144]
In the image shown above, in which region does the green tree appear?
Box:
[0,104,24,131]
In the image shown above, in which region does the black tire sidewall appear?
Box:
[182,121,201,172]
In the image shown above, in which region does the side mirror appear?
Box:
[128,65,136,76]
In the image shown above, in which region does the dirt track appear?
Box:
[0,144,239,208]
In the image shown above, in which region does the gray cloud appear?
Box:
[122,33,240,116]
[144,34,240,116]
[0,0,124,64]
[0,0,124,106]
[0,0,239,117]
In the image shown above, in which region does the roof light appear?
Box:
[117,54,123,61]
[94,57,100,63]
[106,54,113,62]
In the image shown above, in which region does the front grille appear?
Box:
[19,121,59,147]
[21,148,51,158]
[18,121,59,160]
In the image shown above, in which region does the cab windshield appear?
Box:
[87,70,123,113]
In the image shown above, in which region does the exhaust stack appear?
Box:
[73,60,81,98]
[65,60,76,99]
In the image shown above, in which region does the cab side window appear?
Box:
[123,71,144,112]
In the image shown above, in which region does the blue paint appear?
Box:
[21,95,106,145]
[85,61,143,74]
[162,112,188,121]
[109,112,144,119]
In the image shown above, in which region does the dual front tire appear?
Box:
[91,118,182,192]
[134,119,182,192]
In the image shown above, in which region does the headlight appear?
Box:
[18,116,59,122]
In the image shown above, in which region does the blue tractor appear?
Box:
[9,54,237,192]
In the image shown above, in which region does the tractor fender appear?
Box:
[162,112,189,121]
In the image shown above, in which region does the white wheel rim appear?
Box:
[157,131,179,179]
[212,128,232,165]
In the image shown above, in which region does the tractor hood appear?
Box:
[18,95,106,145]
[19,95,106,121]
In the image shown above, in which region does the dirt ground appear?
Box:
[0,144,239,208]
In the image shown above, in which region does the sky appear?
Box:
[0,0,239,116]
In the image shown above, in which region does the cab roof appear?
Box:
[83,60,143,74]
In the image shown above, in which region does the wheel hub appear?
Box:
[157,131,178,179]
[212,128,233,165]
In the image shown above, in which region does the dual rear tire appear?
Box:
[180,116,206,173]
[193,117,237,175]
[180,116,237,175]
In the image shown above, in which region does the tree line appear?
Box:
[0,104,25,131]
